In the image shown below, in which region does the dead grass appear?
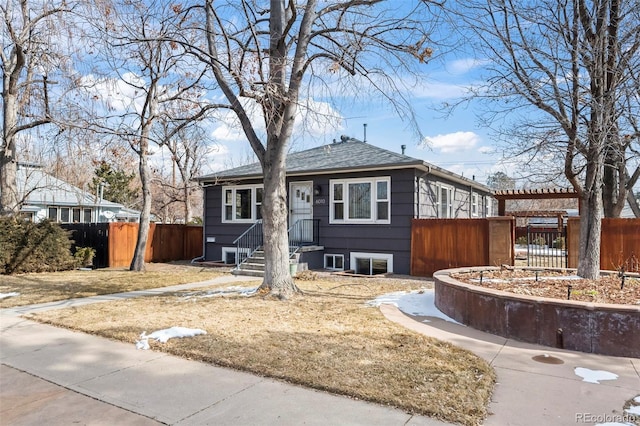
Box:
[0,262,225,308]
[27,274,495,426]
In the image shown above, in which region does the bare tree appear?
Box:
[86,0,220,271]
[452,0,640,278]
[195,0,442,298]
[1,0,73,215]
[155,122,212,224]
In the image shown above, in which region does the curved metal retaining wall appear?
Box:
[433,267,640,358]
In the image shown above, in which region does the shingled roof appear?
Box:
[199,137,491,192]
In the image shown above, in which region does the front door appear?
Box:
[289,181,313,243]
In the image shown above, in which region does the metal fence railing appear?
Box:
[526,226,567,268]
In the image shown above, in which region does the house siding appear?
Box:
[417,173,491,219]
[203,178,264,261]
[202,167,494,275]
[313,169,414,274]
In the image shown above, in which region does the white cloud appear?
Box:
[446,58,488,75]
[478,146,495,154]
[81,72,148,114]
[411,81,471,100]
[422,131,480,153]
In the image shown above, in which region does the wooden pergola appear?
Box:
[494,188,579,217]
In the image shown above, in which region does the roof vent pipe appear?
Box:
[363,123,367,143]
[401,144,406,155]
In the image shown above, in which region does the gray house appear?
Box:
[14,163,139,223]
[198,137,494,275]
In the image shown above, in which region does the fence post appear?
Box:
[566,217,580,269]
[488,217,514,266]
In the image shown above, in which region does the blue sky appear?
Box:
[205,55,508,187]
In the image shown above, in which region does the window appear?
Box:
[60,208,70,223]
[20,212,34,222]
[222,247,250,265]
[256,188,263,220]
[84,208,92,223]
[437,185,454,218]
[485,197,492,217]
[333,183,344,220]
[48,207,58,221]
[222,185,263,222]
[324,254,344,271]
[330,177,391,224]
[350,252,393,275]
[73,208,81,223]
[471,193,478,217]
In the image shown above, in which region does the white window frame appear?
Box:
[485,196,492,217]
[324,254,345,271]
[437,184,454,218]
[222,184,264,223]
[471,193,479,217]
[350,252,393,275]
[329,177,391,224]
[48,207,58,221]
[222,247,251,265]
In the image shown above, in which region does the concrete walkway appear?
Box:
[1,275,447,426]
[1,275,639,425]
[381,305,640,426]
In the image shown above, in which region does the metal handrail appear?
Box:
[233,218,320,270]
[232,220,263,267]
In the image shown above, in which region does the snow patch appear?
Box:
[0,292,19,299]
[367,289,461,324]
[574,367,619,384]
[181,286,258,299]
[136,327,207,350]
[626,405,640,416]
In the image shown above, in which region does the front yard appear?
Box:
[5,266,495,425]
[0,262,224,308]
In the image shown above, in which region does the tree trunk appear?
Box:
[184,184,192,223]
[576,137,605,279]
[1,73,20,216]
[130,137,152,272]
[626,190,640,218]
[258,144,299,299]
[577,193,602,279]
[0,151,19,217]
[602,142,626,218]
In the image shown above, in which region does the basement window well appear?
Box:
[350,252,393,275]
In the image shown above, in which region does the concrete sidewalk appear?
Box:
[1,276,447,426]
[381,305,640,426]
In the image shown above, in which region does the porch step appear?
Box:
[232,268,264,277]
[232,248,305,277]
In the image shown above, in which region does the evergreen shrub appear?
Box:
[0,217,76,274]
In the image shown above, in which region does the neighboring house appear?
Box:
[198,137,494,275]
[12,163,139,223]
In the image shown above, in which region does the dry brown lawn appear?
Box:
[0,262,224,308]
[27,273,495,426]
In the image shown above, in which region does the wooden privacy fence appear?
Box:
[567,218,640,272]
[108,223,203,268]
[411,218,514,277]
